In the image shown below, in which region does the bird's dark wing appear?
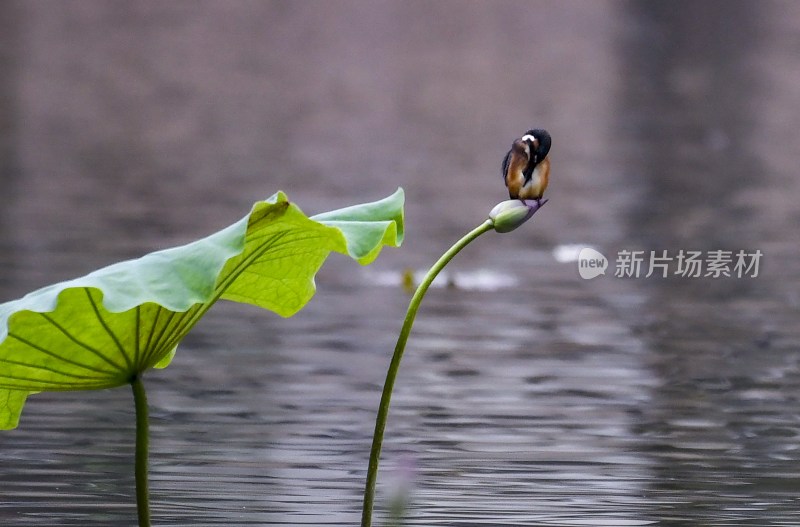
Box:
[501,149,512,183]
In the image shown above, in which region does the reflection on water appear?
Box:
[364,267,522,291]
[1,1,799,525]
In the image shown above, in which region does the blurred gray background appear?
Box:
[1,1,799,526]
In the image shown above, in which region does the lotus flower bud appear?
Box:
[489,199,547,233]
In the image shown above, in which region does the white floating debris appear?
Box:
[552,243,598,263]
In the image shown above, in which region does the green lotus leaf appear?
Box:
[0,189,404,429]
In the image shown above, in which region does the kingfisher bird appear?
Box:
[501,128,551,204]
